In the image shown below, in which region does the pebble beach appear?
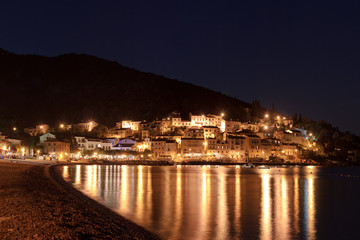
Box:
[0,161,158,239]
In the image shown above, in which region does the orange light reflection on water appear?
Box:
[65,165,321,240]
[260,173,271,240]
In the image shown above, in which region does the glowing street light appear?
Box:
[265,114,269,118]
[13,127,17,131]
[221,113,224,117]
[59,124,64,129]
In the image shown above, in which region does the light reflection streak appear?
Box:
[136,166,144,222]
[63,166,69,179]
[198,168,209,239]
[84,165,97,197]
[146,166,153,224]
[161,167,171,232]
[216,169,228,240]
[274,176,281,239]
[65,165,322,240]
[294,175,300,235]
[75,165,81,185]
[304,174,316,240]
[260,174,271,240]
[119,165,128,214]
[281,177,289,238]
[171,166,182,239]
[234,168,241,238]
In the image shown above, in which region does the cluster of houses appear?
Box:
[0,132,23,159]
[2,112,317,162]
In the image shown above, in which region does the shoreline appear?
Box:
[0,161,159,239]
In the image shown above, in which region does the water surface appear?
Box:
[61,165,360,239]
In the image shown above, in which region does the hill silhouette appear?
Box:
[0,49,259,128]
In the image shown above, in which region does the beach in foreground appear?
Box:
[0,161,158,239]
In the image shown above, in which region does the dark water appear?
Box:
[60,165,360,240]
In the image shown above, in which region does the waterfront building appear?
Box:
[42,139,70,160]
[244,135,262,159]
[151,139,177,160]
[228,135,246,160]
[180,138,205,157]
[214,140,230,158]
[281,143,299,156]
[74,136,112,151]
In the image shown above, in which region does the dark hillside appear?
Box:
[0,49,259,128]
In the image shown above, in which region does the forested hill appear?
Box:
[0,48,260,128]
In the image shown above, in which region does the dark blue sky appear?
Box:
[1,0,360,134]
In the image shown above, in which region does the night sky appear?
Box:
[1,0,360,135]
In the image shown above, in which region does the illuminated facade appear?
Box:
[43,139,70,160]
[75,121,98,132]
[118,120,141,131]
[190,114,226,132]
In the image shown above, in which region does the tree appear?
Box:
[250,100,262,122]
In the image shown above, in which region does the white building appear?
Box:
[117,120,141,131]
[190,114,225,132]
[74,136,112,151]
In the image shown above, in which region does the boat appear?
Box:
[242,163,255,168]
[258,165,271,169]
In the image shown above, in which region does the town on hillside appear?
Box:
[0,112,318,163]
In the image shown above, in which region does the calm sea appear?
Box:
[60,165,360,240]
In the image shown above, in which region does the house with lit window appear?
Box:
[244,135,262,159]
[117,120,141,131]
[180,138,205,157]
[106,128,133,139]
[202,126,221,139]
[227,135,246,160]
[151,139,177,160]
[74,136,112,151]
[74,121,98,132]
[190,113,225,132]
[42,139,70,160]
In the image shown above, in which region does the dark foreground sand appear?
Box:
[0,162,159,239]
